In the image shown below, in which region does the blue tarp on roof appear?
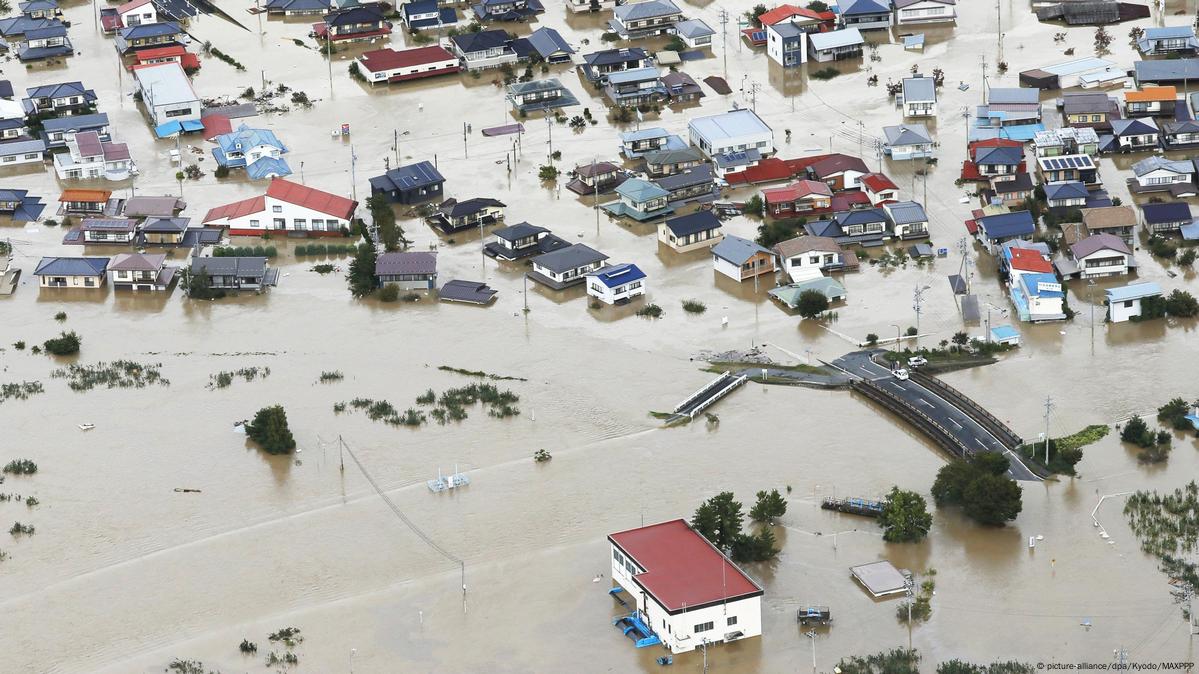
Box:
[154,119,203,138]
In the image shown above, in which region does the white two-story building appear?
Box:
[609,519,763,654]
[201,178,358,236]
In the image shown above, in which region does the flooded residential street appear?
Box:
[3,0,1199,671]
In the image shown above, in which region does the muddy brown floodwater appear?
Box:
[3,0,1199,671]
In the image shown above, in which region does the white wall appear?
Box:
[217,196,351,234]
[1109,296,1153,323]
[587,278,646,304]
[712,255,744,281]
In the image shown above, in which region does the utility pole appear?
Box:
[912,285,929,346]
[546,113,553,164]
[394,128,400,165]
[349,145,357,202]
[805,630,817,674]
[996,0,1003,64]
[338,434,345,472]
[749,81,761,112]
[592,157,600,234]
[326,34,333,97]
[522,273,529,313]
[463,121,468,158]
[718,9,729,80]
[1043,395,1054,464]
[1114,646,1128,669]
[905,574,915,651]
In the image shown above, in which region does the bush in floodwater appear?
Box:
[810,67,841,80]
[681,299,707,314]
[402,292,421,302]
[9,522,34,536]
[318,371,344,383]
[416,389,436,404]
[244,405,296,455]
[167,659,214,674]
[379,284,401,303]
[239,639,258,654]
[1120,415,1158,449]
[312,264,336,275]
[12,341,24,350]
[866,333,879,346]
[333,402,347,413]
[399,408,426,426]
[53,311,66,322]
[268,627,303,647]
[266,652,299,666]
[42,331,81,356]
[636,303,663,318]
[24,497,38,508]
[2,459,37,475]
[534,449,552,463]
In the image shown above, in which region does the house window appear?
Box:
[294,218,307,230]
[1091,115,1102,122]
[727,616,738,626]
[1124,300,1134,308]
[249,219,260,227]
[272,205,283,213]
[2,156,13,163]
[694,621,714,634]
[24,153,39,160]
[273,218,285,228]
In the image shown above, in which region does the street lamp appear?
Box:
[890,323,901,349]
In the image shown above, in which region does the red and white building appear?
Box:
[355,46,460,85]
[762,179,832,217]
[202,178,358,237]
[608,519,763,654]
[129,45,200,71]
[860,172,899,205]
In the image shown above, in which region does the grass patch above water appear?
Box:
[51,361,169,392]
[208,366,271,390]
[437,365,527,381]
[681,299,707,314]
[318,371,344,383]
[636,303,663,319]
[0,381,43,405]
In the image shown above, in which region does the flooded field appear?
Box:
[3,0,1199,671]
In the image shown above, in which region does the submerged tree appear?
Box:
[879,486,933,542]
[245,405,297,455]
[749,489,787,523]
[347,243,378,298]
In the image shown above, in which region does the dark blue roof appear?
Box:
[0,80,13,99]
[585,47,648,66]
[664,211,721,237]
[325,4,384,25]
[34,256,109,276]
[805,219,842,237]
[402,0,439,15]
[25,81,93,101]
[451,29,509,53]
[589,263,645,289]
[375,160,445,192]
[1044,181,1088,200]
[978,211,1036,240]
[1141,201,1191,224]
[835,208,887,226]
[41,112,108,132]
[975,146,1023,166]
[841,0,889,16]
[119,22,181,38]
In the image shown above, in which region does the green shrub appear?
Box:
[636,303,663,318]
[379,285,400,302]
[244,405,296,454]
[2,459,37,475]
[681,299,706,314]
[42,331,81,356]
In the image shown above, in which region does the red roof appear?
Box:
[831,190,870,212]
[609,520,762,612]
[134,45,185,60]
[358,46,456,74]
[860,172,898,193]
[967,138,1022,150]
[203,195,266,225]
[60,189,112,203]
[960,161,983,181]
[726,154,832,186]
[266,178,357,219]
[117,0,152,13]
[763,179,831,204]
[201,114,232,140]
[757,4,802,25]
[964,218,979,234]
[1008,248,1053,273]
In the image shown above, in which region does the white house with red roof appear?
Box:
[860,172,899,205]
[608,519,763,654]
[355,46,461,85]
[202,178,358,237]
[117,0,158,27]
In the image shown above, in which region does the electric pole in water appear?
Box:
[905,574,915,650]
[749,81,760,112]
[718,9,729,80]
[1043,395,1054,464]
[1113,646,1128,668]
[805,630,817,674]
[912,285,929,346]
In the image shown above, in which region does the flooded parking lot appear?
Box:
[2,0,1199,671]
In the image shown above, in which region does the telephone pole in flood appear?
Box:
[718,9,729,80]
[1043,395,1054,464]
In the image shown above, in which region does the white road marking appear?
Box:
[949,419,962,430]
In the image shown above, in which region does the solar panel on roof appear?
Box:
[750,30,765,40]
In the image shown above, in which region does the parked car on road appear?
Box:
[907,356,927,368]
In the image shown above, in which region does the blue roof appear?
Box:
[1143,26,1195,39]
[841,0,889,15]
[1105,282,1162,303]
[607,66,660,85]
[664,211,721,237]
[836,208,887,226]
[1111,118,1158,136]
[215,124,288,156]
[526,26,572,58]
[588,263,646,288]
[1044,181,1088,200]
[246,156,292,180]
[975,146,1022,166]
[375,160,445,191]
[120,22,181,39]
[990,325,1020,341]
[1142,201,1191,224]
[42,112,108,132]
[979,211,1035,240]
[1020,273,1063,298]
[616,178,669,202]
[34,256,109,277]
[712,234,772,265]
[621,127,669,142]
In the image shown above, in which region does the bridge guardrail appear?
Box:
[909,370,1024,448]
[851,380,971,459]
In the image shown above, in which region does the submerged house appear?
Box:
[1061,92,1118,130]
[369,160,445,204]
[1036,154,1098,185]
[1141,202,1191,235]
[24,81,96,117]
[579,47,651,83]
[1128,156,1194,195]
[763,179,832,217]
[316,3,391,42]
[108,252,176,291]
[657,211,723,253]
[602,67,666,107]
[1136,26,1199,56]
[643,147,704,178]
[529,243,609,289]
[608,520,763,655]
[19,24,72,62]
[375,251,438,290]
[609,0,683,40]
[974,211,1036,254]
[429,197,505,233]
[507,78,579,114]
[355,46,461,85]
[1066,233,1133,280]
[1161,120,1199,150]
[884,201,929,239]
[566,161,628,194]
[1109,118,1159,152]
[883,123,934,160]
[900,75,937,118]
[212,124,290,180]
[586,263,646,305]
[712,234,775,282]
[808,27,864,62]
[114,21,183,54]
[401,0,457,29]
[485,221,569,260]
[688,109,773,159]
[1124,86,1177,118]
[1080,205,1137,244]
[602,178,673,221]
[654,164,715,204]
[33,256,108,288]
[189,256,279,291]
[449,29,519,70]
[1106,282,1163,323]
[894,0,956,24]
[839,0,892,30]
[1033,127,1099,157]
[52,130,135,181]
[472,0,544,22]
[772,235,856,282]
[201,178,357,236]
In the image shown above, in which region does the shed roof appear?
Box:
[712,234,772,264]
[809,27,863,51]
[376,251,437,276]
[1106,282,1162,303]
